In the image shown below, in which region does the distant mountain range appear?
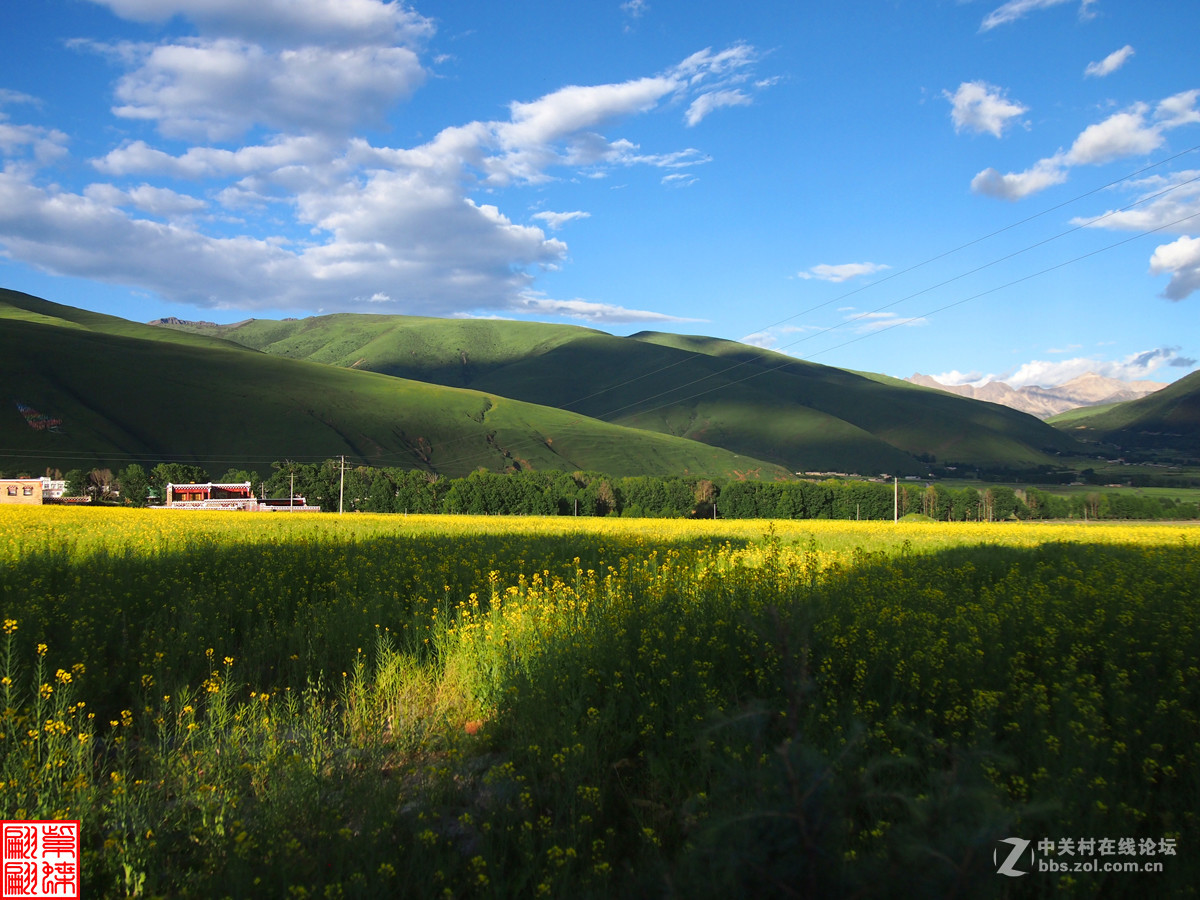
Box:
[906,372,1168,419]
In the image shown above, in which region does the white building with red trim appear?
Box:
[159,482,318,512]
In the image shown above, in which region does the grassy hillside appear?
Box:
[1049,369,1200,457]
[170,313,1082,473]
[0,289,788,479]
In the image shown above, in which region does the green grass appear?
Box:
[1049,370,1200,455]
[159,310,1084,473]
[0,289,789,479]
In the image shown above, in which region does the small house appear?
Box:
[159,482,318,512]
[0,478,43,505]
[164,482,255,509]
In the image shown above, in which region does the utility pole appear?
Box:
[290,473,295,508]
[894,476,898,524]
[339,455,345,514]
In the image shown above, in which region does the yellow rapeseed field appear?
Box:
[1,505,1195,898]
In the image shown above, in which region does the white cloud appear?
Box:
[1149,235,1200,300]
[1157,89,1200,128]
[980,0,1096,32]
[0,119,69,168]
[108,39,426,141]
[670,43,759,85]
[517,293,700,323]
[740,330,777,349]
[944,81,1028,137]
[798,262,890,283]
[0,89,40,108]
[531,210,591,230]
[661,172,698,188]
[1085,45,1134,78]
[1063,106,1162,165]
[94,135,334,178]
[83,182,207,217]
[685,89,753,127]
[87,0,433,47]
[1004,347,1184,387]
[930,369,992,387]
[621,0,649,22]
[971,155,1069,200]
[972,90,1200,200]
[845,311,927,333]
[0,42,769,319]
[1068,169,1200,232]
[740,324,816,350]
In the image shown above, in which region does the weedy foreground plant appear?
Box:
[1,507,1196,898]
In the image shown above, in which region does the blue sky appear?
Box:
[1,0,1197,388]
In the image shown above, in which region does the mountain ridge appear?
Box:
[151,308,1084,471]
[0,288,791,479]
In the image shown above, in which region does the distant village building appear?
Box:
[0,477,72,505]
[0,478,44,505]
[157,482,318,512]
[41,478,67,499]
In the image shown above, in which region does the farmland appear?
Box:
[1,508,1197,898]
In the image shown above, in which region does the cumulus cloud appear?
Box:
[980,0,1096,32]
[1004,347,1187,387]
[971,155,1069,200]
[1064,106,1163,165]
[1068,169,1200,232]
[73,0,433,142]
[0,119,69,169]
[105,39,427,141]
[82,182,207,217]
[0,39,769,319]
[798,262,890,283]
[972,89,1200,200]
[1085,45,1134,78]
[0,93,69,168]
[944,81,1028,137]
[1149,235,1200,300]
[94,135,334,178]
[87,0,434,47]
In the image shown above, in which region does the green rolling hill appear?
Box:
[166,311,1083,473]
[1048,369,1200,457]
[0,289,789,479]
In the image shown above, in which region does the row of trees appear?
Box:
[53,460,1196,521]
